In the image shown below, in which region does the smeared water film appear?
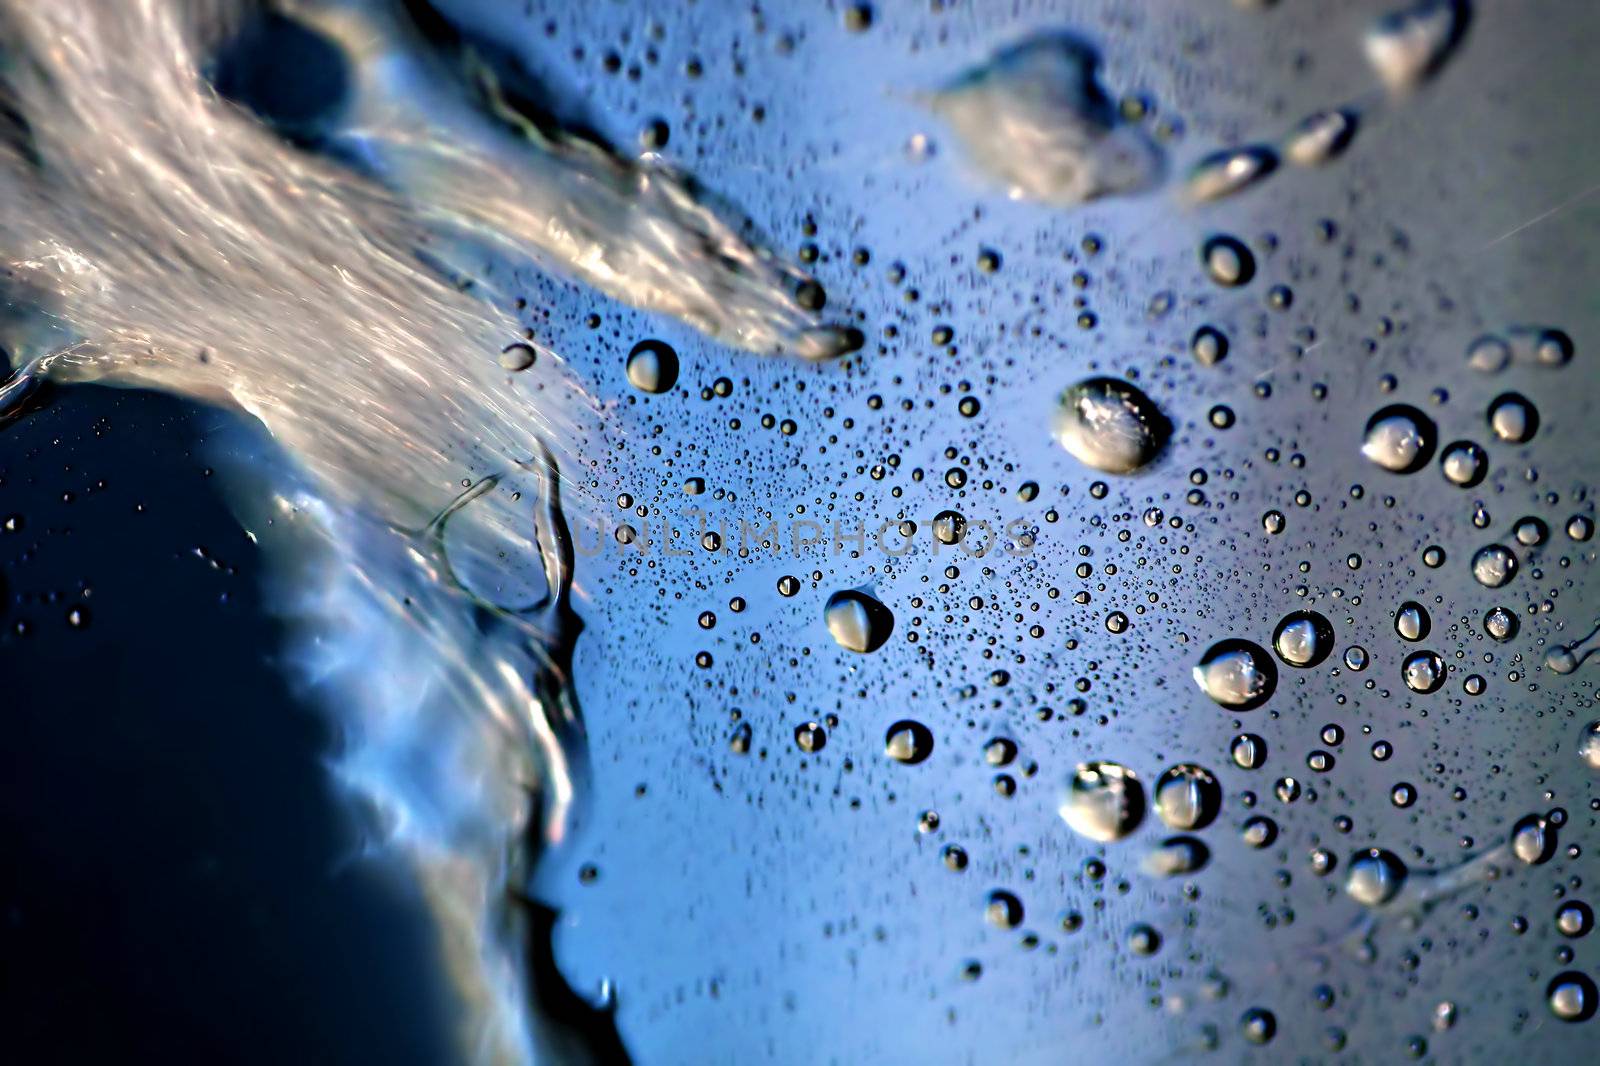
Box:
[2,0,1599,1063]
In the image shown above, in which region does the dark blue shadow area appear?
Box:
[0,386,456,1065]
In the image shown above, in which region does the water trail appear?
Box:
[0,0,848,1059]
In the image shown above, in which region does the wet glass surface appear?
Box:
[3,0,1600,1062]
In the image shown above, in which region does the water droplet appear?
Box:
[1059,761,1145,842]
[1194,638,1278,710]
[1578,721,1600,771]
[1402,649,1446,693]
[794,721,827,753]
[498,341,536,371]
[626,339,679,393]
[884,719,934,765]
[1272,610,1334,667]
[1395,601,1431,642]
[1556,901,1593,938]
[1191,324,1230,366]
[1438,440,1487,487]
[1127,923,1162,956]
[824,589,894,653]
[986,889,1024,929]
[1143,836,1210,877]
[1471,544,1518,588]
[1231,733,1268,770]
[1487,391,1539,443]
[1201,235,1256,287]
[1547,971,1597,1022]
[1511,813,1557,865]
[932,509,967,545]
[1365,0,1469,93]
[1155,764,1222,830]
[1187,145,1277,201]
[928,32,1165,206]
[1240,1007,1276,1044]
[1484,606,1519,641]
[1467,334,1511,373]
[1284,109,1358,166]
[1344,645,1370,671]
[1053,377,1171,474]
[1362,404,1437,473]
[1241,815,1278,848]
[1346,848,1408,906]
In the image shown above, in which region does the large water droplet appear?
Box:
[1194,639,1278,710]
[1438,440,1487,487]
[1402,649,1446,693]
[1362,404,1437,473]
[1284,109,1358,166]
[1395,601,1431,642]
[1272,610,1334,667]
[1471,544,1518,588]
[1059,761,1145,842]
[1488,391,1539,443]
[1200,234,1255,287]
[1578,721,1600,771]
[928,32,1164,206]
[824,589,895,653]
[1345,847,1408,906]
[626,339,679,394]
[1143,836,1210,877]
[1365,0,1469,93]
[1548,971,1598,1022]
[1186,145,1277,201]
[1053,377,1171,474]
[884,719,934,764]
[1511,813,1557,865]
[1154,763,1222,830]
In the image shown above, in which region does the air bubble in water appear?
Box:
[1194,639,1278,710]
[1154,764,1222,830]
[1272,610,1334,667]
[885,720,934,765]
[1362,404,1437,473]
[1053,377,1171,474]
[824,589,895,653]
[626,339,680,393]
[1346,848,1408,906]
[1059,761,1145,842]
